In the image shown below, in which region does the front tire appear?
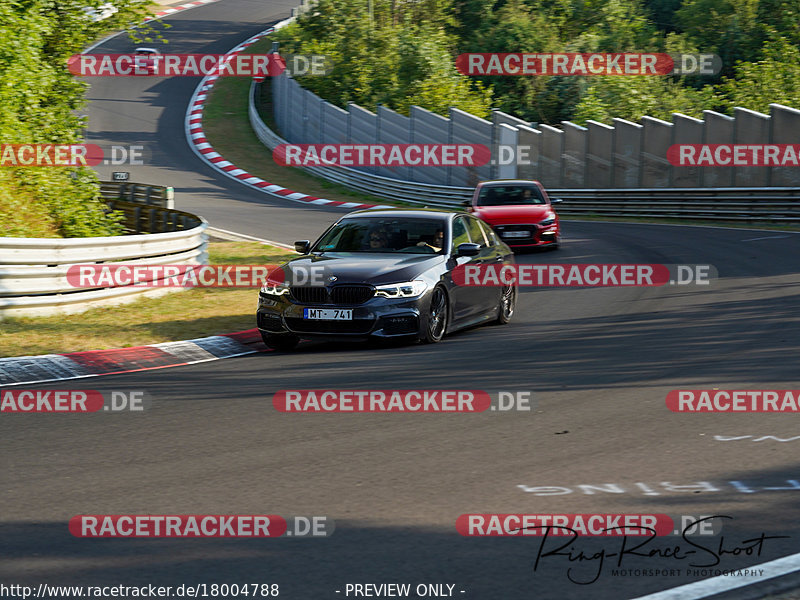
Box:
[421,286,449,343]
[260,331,300,351]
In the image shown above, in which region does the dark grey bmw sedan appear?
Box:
[256,208,516,350]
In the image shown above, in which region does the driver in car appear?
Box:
[368,228,389,250]
[520,188,542,204]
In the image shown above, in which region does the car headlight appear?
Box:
[538,215,556,226]
[260,279,290,296]
[374,280,428,299]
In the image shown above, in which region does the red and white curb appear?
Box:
[146,0,221,20]
[184,26,390,211]
[0,330,266,387]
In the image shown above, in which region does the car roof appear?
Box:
[343,208,455,221]
[135,47,159,54]
[478,179,542,187]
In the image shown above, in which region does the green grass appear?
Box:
[202,38,390,205]
[0,170,61,237]
[0,242,294,358]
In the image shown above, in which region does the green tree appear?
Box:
[277,0,800,139]
[716,37,800,114]
[274,0,492,117]
[0,0,166,237]
[676,0,763,73]
[572,75,716,124]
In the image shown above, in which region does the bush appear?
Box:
[0,0,162,238]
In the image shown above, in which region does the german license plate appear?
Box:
[502,231,530,238]
[303,308,353,320]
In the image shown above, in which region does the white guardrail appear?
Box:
[249,80,800,222]
[0,195,208,318]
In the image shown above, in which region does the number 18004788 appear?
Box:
[196,583,279,596]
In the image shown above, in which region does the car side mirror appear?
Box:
[551,197,563,204]
[456,242,481,257]
[294,240,311,254]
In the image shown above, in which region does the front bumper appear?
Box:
[257,292,424,339]
[494,223,558,248]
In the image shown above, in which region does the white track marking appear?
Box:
[629,551,800,600]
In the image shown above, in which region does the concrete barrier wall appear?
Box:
[734,107,770,187]
[271,74,800,189]
[770,104,800,186]
[272,71,288,136]
[613,119,642,188]
[495,124,518,180]
[321,101,348,145]
[348,103,378,174]
[377,105,412,181]
[540,124,564,187]
[671,113,704,187]
[303,90,323,144]
[516,125,541,181]
[586,120,613,188]
[492,111,531,180]
[492,111,531,129]
[702,110,735,187]
[409,106,450,185]
[285,78,306,143]
[562,122,587,188]
[640,116,672,188]
[450,108,493,187]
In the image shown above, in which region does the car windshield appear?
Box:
[313,217,447,254]
[476,185,546,206]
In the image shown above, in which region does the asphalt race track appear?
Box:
[2,1,800,599]
[85,0,344,240]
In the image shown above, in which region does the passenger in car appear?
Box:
[417,228,444,252]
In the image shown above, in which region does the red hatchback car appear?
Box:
[466,180,561,251]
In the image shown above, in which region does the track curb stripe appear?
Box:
[183,24,390,211]
[0,329,266,387]
[145,0,222,21]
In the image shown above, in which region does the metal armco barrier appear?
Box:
[100,181,174,209]
[106,200,204,234]
[0,195,207,318]
[551,188,800,222]
[249,80,800,222]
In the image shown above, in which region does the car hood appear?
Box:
[281,252,446,285]
[474,205,553,224]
